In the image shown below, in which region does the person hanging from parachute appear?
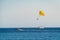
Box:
[37,10,45,20]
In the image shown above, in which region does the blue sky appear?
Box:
[0,0,60,28]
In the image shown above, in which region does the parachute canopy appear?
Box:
[39,10,45,16]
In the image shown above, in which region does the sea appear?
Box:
[0,28,60,40]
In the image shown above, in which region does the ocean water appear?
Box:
[0,28,60,40]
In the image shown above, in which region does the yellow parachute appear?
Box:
[39,10,45,16]
[36,10,45,20]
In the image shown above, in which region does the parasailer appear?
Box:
[36,10,45,20]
